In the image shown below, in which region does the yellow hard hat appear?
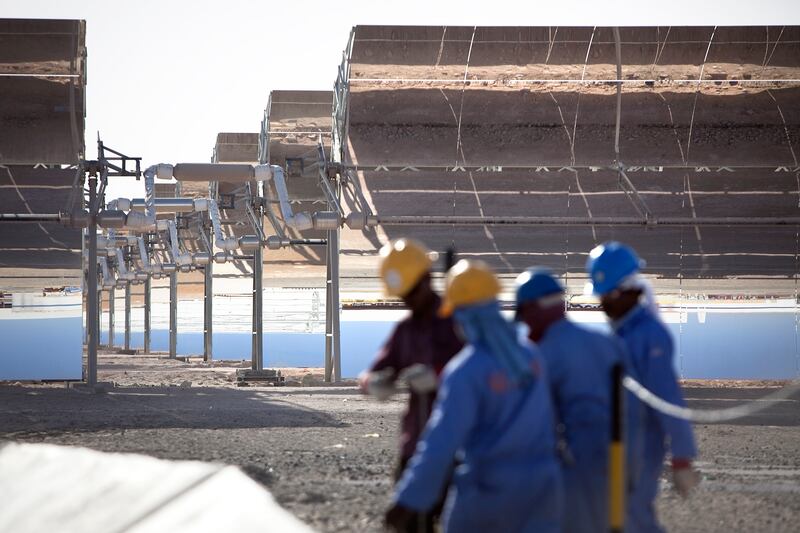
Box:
[439,259,501,317]
[379,238,435,297]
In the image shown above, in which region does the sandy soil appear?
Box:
[2,354,799,532]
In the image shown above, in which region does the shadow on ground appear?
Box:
[0,386,346,438]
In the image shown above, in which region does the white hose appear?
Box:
[624,376,800,423]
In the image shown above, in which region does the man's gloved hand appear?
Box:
[399,364,438,394]
[385,502,414,531]
[671,458,700,497]
[359,368,397,401]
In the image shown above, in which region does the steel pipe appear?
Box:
[0,213,61,222]
[265,236,329,250]
[373,216,800,227]
[312,211,341,231]
[173,163,255,182]
[130,198,196,213]
[97,210,126,229]
[238,235,262,251]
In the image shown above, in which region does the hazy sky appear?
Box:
[3,0,799,198]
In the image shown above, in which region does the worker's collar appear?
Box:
[539,316,570,342]
[611,303,647,332]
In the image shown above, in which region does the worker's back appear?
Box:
[539,319,625,452]
[538,318,626,533]
[396,341,562,533]
[455,342,557,470]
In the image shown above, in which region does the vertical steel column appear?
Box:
[124,282,131,350]
[96,288,102,350]
[251,245,263,371]
[86,176,98,385]
[203,215,214,361]
[108,287,115,348]
[330,222,341,382]
[203,262,213,361]
[331,178,342,382]
[324,247,333,382]
[169,270,177,358]
[144,276,151,353]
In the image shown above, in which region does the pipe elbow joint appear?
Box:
[288,212,314,232]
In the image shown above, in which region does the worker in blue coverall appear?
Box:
[586,242,700,533]
[515,267,627,533]
[385,259,562,533]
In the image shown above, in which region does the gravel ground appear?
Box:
[1,354,799,532]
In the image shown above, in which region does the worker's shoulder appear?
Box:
[442,343,495,377]
[393,313,454,332]
[626,310,674,354]
[547,319,614,346]
[570,320,621,346]
[635,311,672,341]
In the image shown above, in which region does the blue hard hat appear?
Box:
[515,267,564,306]
[585,241,644,296]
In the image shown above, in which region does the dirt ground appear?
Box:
[1,353,799,532]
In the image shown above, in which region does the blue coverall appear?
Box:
[614,305,697,533]
[538,318,627,533]
[394,342,563,533]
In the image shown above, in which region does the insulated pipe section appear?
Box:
[115,249,136,282]
[100,257,115,289]
[238,235,262,251]
[345,213,379,230]
[170,163,255,183]
[149,162,339,231]
[258,165,313,231]
[208,199,238,251]
[129,197,209,214]
[124,165,158,230]
[166,220,193,267]
[138,236,168,278]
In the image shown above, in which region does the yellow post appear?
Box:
[609,363,625,532]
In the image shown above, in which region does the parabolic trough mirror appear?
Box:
[0,20,86,381]
[0,166,84,381]
[2,23,800,383]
